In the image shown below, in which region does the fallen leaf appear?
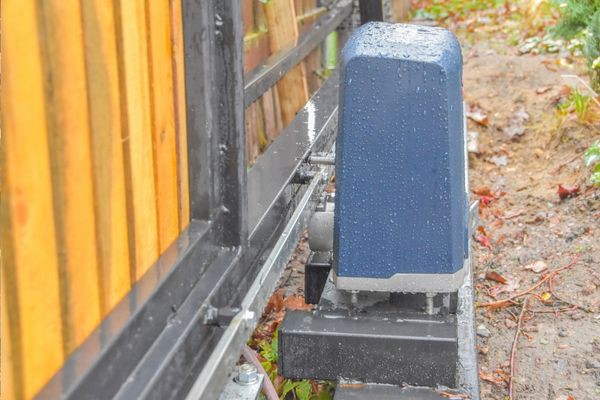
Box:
[473,186,493,196]
[439,391,469,399]
[503,106,530,139]
[283,296,312,311]
[489,155,508,166]
[525,260,548,273]
[479,370,506,385]
[490,276,520,296]
[557,184,580,200]
[467,106,489,126]
[485,271,508,284]
[265,292,284,315]
[467,130,479,153]
[475,235,492,249]
[540,292,552,301]
[536,86,552,94]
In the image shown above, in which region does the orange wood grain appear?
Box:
[170,0,191,231]
[263,0,309,125]
[146,0,180,251]
[1,0,64,396]
[116,0,159,279]
[39,0,102,353]
[81,0,132,311]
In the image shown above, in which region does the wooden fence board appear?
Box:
[1,1,64,397]
[170,0,191,231]
[147,0,180,252]
[116,0,159,280]
[39,0,102,353]
[81,0,132,312]
[263,0,309,125]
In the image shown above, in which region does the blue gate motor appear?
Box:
[280,23,479,398]
[333,22,468,293]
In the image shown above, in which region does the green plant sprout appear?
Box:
[557,89,595,122]
[584,140,600,186]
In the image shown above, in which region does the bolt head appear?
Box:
[236,363,258,385]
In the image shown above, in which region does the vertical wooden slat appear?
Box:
[39,0,102,353]
[263,0,309,125]
[1,0,64,396]
[170,0,191,231]
[262,88,278,142]
[1,277,17,400]
[146,0,180,251]
[116,0,159,280]
[245,104,259,165]
[81,0,132,311]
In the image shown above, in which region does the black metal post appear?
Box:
[182,0,214,222]
[182,0,247,248]
[358,0,384,23]
[211,0,248,248]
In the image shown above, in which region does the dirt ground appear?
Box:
[253,9,600,400]
[464,39,600,400]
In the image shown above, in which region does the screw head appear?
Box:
[235,363,258,385]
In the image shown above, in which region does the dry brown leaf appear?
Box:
[557,184,580,200]
[467,106,489,127]
[283,295,312,311]
[485,271,508,284]
[473,186,493,196]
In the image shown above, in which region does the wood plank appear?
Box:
[256,100,268,152]
[81,0,132,312]
[245,103,259,165]
[116,0,159,280]
[1,1,64,396]
[1,275,17,400]
[263,0,309,125]
[170,0,191,231]
[39,0,102,353]
[261,88,278,143]
[146,0,180,252]
[392,0,411,22]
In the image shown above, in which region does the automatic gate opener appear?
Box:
[279,23,479,399]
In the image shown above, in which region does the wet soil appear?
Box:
[464,41,600,400]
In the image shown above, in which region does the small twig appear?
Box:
[480,256,580,309]
[528,305,578,314]
[509,296,530,400]
[561,74,600,107]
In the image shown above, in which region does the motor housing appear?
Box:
[333,22,468,293]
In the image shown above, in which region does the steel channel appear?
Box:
[185,169,327,400]
[247,72,339,236]
[243,0,352,107]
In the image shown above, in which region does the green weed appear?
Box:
[584,140,600,186]
[557,89,597,122]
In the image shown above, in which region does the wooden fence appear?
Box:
[2,0,190,398]
[1,0,331,398]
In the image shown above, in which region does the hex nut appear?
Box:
[235,363,258,385]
